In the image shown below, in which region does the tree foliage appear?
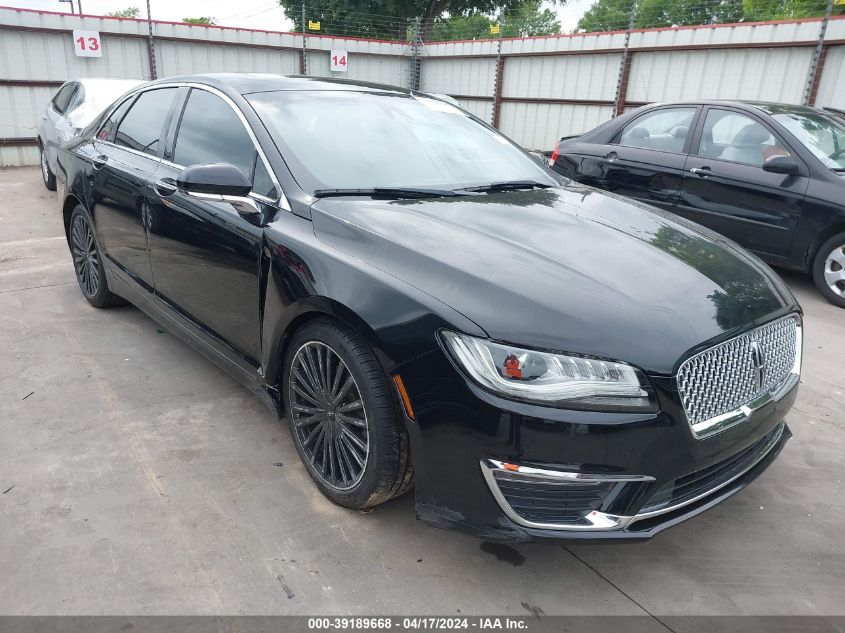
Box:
[578,0,841,32]
[107,6,140,18]
[430,1,561,40]
[182,16,217,25]
[278,0,562,40]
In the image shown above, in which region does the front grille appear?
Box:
[677,316,799,428]
[639,423,785,514]
[492,472,616,526]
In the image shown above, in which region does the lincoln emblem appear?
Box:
[750,340,766,392]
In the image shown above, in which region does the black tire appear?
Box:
[40,143,57,191]
[69,206,126,308]
[812,232,845,309]
[282,318,413,509]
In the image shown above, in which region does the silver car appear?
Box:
[37,78,144,190]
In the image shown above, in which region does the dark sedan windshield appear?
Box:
[769,109,845,171]
[247,90,557,193]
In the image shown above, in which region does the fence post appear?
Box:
[804,0,834,106]
[409,17,422,91]
[145,0,157,80]
[613,0,638,117]
[300,0,307,75]
[492,18,505,128]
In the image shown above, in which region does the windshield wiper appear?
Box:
[458,180,553,193]
[313,187,463,199]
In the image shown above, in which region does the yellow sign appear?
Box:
[489,23,500,35]
[835,0,845,5]
[308,20,321,30]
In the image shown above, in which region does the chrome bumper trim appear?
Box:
[481,421,786,532]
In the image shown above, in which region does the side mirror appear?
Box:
[762,155,799,175]
[177,163,260,215]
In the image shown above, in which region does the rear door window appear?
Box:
[618,107,697,153]
[114,88,178,157]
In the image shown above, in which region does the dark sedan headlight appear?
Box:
[441,331,656,411]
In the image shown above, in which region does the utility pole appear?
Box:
[146,0,158,80]
[301,0,308,75]
[804,0,834,106]
[491,17,505,128]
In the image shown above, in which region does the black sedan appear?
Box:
[56,75,801,542]
[551,101,845,308]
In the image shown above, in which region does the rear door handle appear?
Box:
[92,155,108,170]
[690,167,712,177]
[154,178,178,197]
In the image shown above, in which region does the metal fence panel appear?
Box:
[456,98,494,124]
[626,47,813,104]
[816,45,845,109]
[157,40,299,76]
[502,53,621,101]
[305,50,410,87]
[420,57,496,97]
[499,102,615,151]
[0,85,54,140]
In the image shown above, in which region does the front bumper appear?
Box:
[398,349,796,542]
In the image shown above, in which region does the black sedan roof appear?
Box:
[145,73,412,97]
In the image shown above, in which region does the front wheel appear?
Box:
[282,318,413,509]
[812,232,845,308]
[40,144,56,191]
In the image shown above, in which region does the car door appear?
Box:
[679,107,809,259]
[91,87,181,292]
[575,106,699,211]
[146,87,278,365]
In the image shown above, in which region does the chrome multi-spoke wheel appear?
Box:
[288,341,370,491]
[71,213,100,298]
[40,145,56,190]
[823,244,845,298]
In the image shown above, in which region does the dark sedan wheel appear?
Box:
[813,232,845,308]
[283,318,413,509]
[69,206,125,308]
[40,144,56,191]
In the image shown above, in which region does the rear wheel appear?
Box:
[812,232,845,309]
[69,206,125,308]
[283,318,413,509]
[40,144,56,191]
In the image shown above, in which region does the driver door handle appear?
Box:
[690,167,713,177]
[154,178,178,197]
[92,155,108,170]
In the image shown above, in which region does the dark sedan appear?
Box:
[551,101,845,308]
[56,75,800,542]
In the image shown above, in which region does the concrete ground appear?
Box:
[1,166,843,617]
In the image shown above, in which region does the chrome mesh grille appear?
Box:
[677,316,799,426]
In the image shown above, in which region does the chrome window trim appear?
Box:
[93,82,290,212]
[678,315,802,440]
[480,420,786,532]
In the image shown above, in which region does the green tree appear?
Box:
[500,0,561,37]
[182,16,217,24]
[578,0,840,33]
[279,0,564,40]
[430,13,494,40]
[107,6,140,18]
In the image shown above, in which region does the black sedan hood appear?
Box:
[311,183,797,374]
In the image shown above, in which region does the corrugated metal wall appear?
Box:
[2,6,844,166]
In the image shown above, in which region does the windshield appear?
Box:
[771,110,845,171]
[247,90,557,193]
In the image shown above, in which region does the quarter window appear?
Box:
[618,107,696,153]
[114,88,177,156]
[96,97,134,143]
[173,89,256,178]
[697,110,789,167]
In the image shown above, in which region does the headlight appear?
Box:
[440,331,655,411]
